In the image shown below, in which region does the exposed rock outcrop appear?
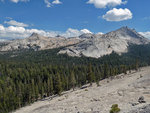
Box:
[13,66,150,113]
[0,27,149,58]
[0,33,81,51]
[59,27,150,58]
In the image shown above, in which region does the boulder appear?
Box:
[138,96,146,103]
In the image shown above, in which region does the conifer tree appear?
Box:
[50,76,54,95]
[35,85,39,101]
[47,77,53,96]
[47,78,51,96]
[135,59,139,71]
[54,73,62,95]
[70,71,76,91]
[41,86,44,99]
[87,64,94,86]
[31,79,35,102]
[104,63,109,79]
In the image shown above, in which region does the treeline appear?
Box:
[0,44,150,112]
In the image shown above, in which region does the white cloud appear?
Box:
[0,25,57,39]
[96,32,104,35]
[1,0,62,7]
[0,25,92,39]
[62,28,92,37]
[4,20,29,27]
[7,26,26,33]
[0,25,25,39]
[10,0,30,3]
[87,0,127,8]
[52,0,62,4]
[44,0,62,7]
[80,29,92,34]
[102,8,132,21]
[44,0,51,7]
[0,25,5,31]
[10,0,19,3]
[139,32,150,39]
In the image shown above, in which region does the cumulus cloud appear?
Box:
[44,0,62,7]
[87,0,127,8]
[4,20,29,27]
[139,32,150,39]
[10,0,30,3]
[62,28,92,37]
[0,25,58,39]
[96,32,104,35]
[52,0,62,4]
[0,24,92,39]
[7,26,26,33]
[81,29,92,34]
[0,25,5,31]
[102,8,132,21]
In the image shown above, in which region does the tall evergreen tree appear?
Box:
[31,79,35,102]
[135,59,139,71]
[104,63,109,79]
[47,77,53,96]
[35,85,39,101]
[70,71,76,91]
[87,64,94,86]
[54,73,62,95]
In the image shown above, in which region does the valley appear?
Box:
[1,1,150,113]
[0,27,150,113]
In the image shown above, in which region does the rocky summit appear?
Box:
[0,27,149,58]
[0,33,82,51]
[59,26,150,58]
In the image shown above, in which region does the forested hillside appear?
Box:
[0,44,150,113]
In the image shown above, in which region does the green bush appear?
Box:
[110,104,120,113]
[85,89,88,91]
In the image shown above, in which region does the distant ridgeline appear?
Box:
[0,43,150,113]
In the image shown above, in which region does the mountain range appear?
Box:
[0,26,149,58]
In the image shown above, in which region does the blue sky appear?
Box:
[0,0,150,39]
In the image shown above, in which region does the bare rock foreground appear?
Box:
[14,67,150,113]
